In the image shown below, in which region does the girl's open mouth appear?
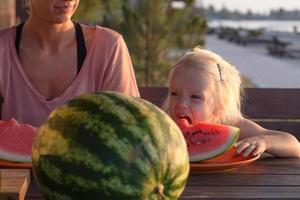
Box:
[177,113,192,125]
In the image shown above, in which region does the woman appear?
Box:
[0,0,139,127]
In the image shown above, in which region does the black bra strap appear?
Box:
[15,22,25,56]
[14,22,87,74]
[74,22,87,73]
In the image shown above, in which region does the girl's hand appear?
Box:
[234,136,267,157]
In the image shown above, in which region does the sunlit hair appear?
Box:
[163,47,244,125]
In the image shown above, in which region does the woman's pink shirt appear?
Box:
[0,25,140,127]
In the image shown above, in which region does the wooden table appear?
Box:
[22,156,300,199]
[26,157,300,200]
[181,156,300,199]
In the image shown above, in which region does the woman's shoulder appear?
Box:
[81,24,126,54]
[82,24,123,45]
[98,26,123,41]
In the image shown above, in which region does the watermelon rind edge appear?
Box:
[0,149,31,163]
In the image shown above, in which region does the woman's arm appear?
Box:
[236,117,300,157]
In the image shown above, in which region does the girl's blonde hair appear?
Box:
[164,47,244,125]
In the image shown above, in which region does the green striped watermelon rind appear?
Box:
[32,92,190,200]
[189,126,240,162]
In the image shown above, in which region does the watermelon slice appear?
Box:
[176,119,239,162]
[0,119,37,162]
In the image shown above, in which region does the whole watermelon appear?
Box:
[32,92,189,200]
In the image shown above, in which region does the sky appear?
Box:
[200,0,300,14]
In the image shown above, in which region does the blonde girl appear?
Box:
[164,47,300,157]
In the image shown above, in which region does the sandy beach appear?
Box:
[204,34,300,88]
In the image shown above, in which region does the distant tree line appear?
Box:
[74,0,207,86]
[202,5,300,20]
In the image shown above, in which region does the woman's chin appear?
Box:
[53,16,72,23]
[47,12,74,24]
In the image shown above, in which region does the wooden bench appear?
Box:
[139,87,300,139]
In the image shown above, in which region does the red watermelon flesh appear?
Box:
[176,119,240,162]
[0,119,36,162]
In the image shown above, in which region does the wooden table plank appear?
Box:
[0,169,31,200]
[255,157,300,164]
[180,186,300,199]
[227,163,300,174]
[190,163,300,175]
[188,174,300,186]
